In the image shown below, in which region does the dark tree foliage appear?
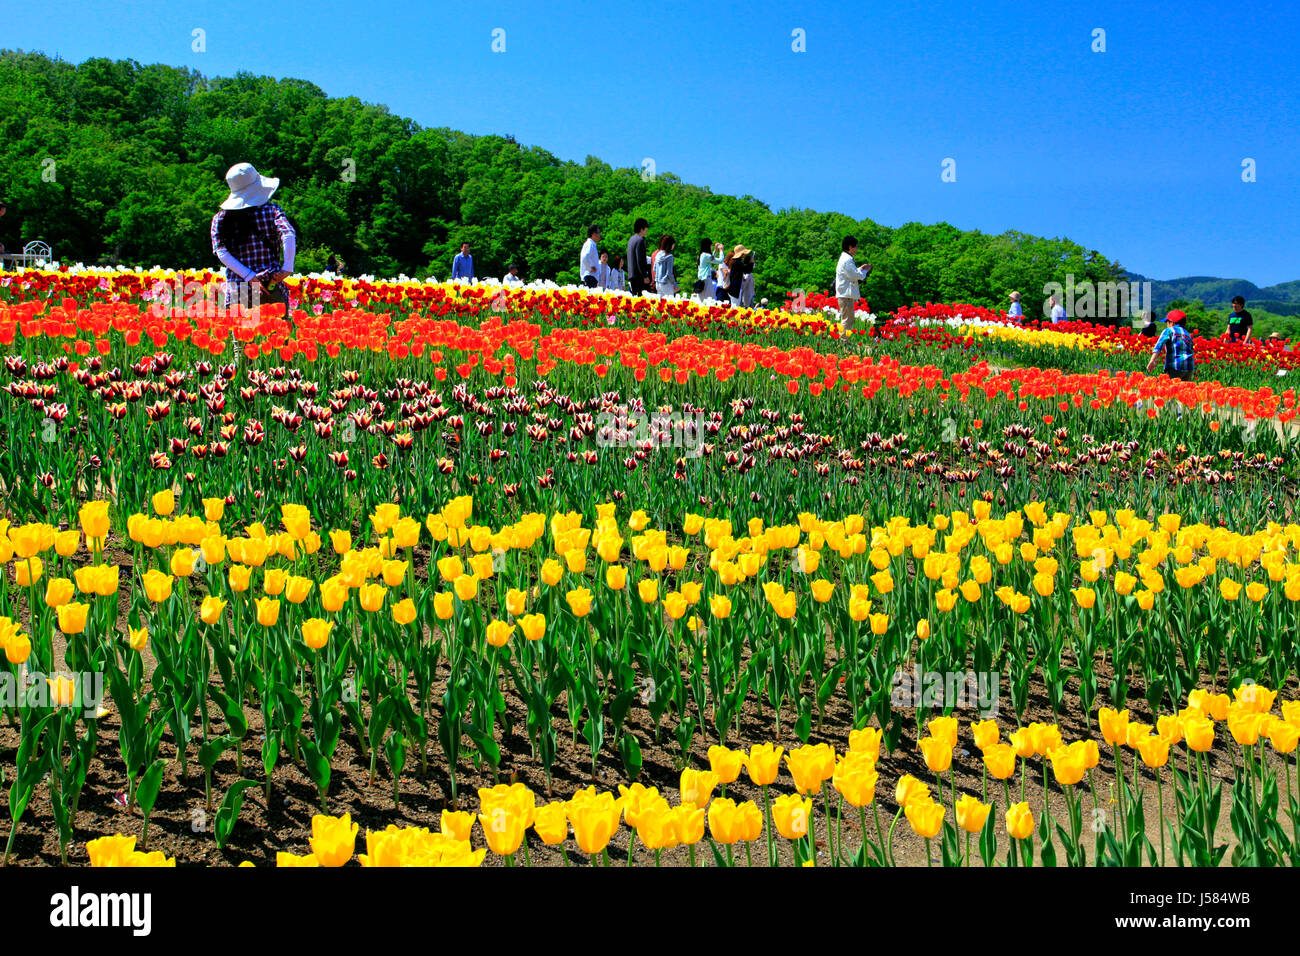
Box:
[0,51,1121,309]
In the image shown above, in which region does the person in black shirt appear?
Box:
[726,245,752,306]
[626,218,651,295]
[1227,295,1253,343]
[1139,311,1158,338]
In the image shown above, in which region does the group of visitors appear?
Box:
[204,164,1285,387]
[578,226,627,291]
[618,219,755,305]
[201,163,845,321]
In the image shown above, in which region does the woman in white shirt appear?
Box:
[653,235,678,296]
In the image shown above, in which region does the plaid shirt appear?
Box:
[1153,323,1194,372]
[210,203,294,297]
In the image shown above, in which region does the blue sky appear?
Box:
[6,0,1299,284]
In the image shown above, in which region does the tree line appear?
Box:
[0,50,1124,310]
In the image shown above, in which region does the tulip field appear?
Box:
[3,268,1300,867]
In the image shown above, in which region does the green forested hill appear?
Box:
[0,50,1123,308]
[1121,273,1300,312]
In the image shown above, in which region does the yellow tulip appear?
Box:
[329,529,352,554]
[285,575,313,604]
[832,751,878,807]
[955,794,991,833]
[15,556,43,587]
[532,803,569,845]
[433,591,455,620]
[707,745,745,784]
[485,620,514,647]
[895,774,931,807]
[453,573,479,601]
[302,618,333,650]
[54,529,79,558]
[479,806,526,857]
[128,626,149,653]
[1048,746,1086,786]
[517,613,546,642]
[971,718,999,751]
[785,743,836,796]
[392,598,417,626]
[56,602,89,635]
[928,715,959,749]
[848,727,882,760]
[918,736,953,773]
[79,501,111,540]
[745,743,784,786]
[905,798,945,839]
[672,804,706,846]
[540,559,563,586]
[771,793,812,840]
[566,587,593,617]
[1136,734,1170,768]
[679,768,719,809]
[1099,707,1130,746]
[255,597,280,627]
[568,794,622,855]
[45,577,74,608]
[1005,801,1034,840]
[982,743,1017,780]
[199,595,225,626]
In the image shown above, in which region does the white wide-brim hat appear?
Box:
[221,162,279,210]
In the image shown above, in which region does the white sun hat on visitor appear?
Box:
[221,163,280,210]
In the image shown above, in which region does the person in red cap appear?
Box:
[1146,309,1195,380]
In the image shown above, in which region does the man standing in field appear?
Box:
[835,236,871,330]
[1049,295,1067,324]
[580,225,602,288]
[451,242,475,281]
[1226,295,1254,343]
[627,218,651,296]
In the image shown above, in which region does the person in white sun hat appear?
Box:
[209,162,297,312]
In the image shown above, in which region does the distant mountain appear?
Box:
[1122,272,1300,312]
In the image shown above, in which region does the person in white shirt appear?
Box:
[503,263,523,284]
[597,251,611,289]
[835,236,871,329]
[1050,295,1067,324]
[610,256,626,291]
[579,225,601,287]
